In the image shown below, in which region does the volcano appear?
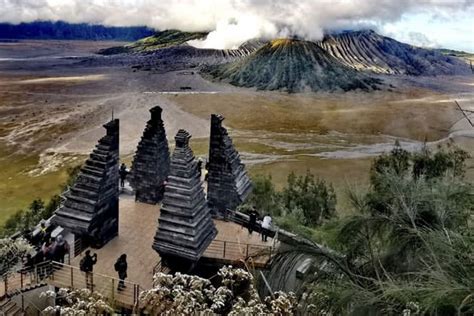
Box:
[204,39,380,93]
[318,30,470,76]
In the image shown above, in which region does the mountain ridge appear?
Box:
[0,21,153,41]
[203,38,381,93]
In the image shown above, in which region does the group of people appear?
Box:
[247,210,273,242]
[40,235,70,263]
[79,250,128,291]
[22,226,70,281]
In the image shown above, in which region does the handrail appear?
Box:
[49,261,141,308]
[204,239,273,263]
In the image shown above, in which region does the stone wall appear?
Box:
[153,129,217,266]
[207,114,253,217]
[130,106,170,204]
[53,119,119,248]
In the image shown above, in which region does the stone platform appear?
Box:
[71,194,274,290]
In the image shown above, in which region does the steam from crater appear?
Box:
[1,0,472,49]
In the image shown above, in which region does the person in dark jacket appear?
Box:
[80,250,97,289]
[248,209,259,235]
[114,254,128,291]
[52,235,69,263]
[119,163,128,188]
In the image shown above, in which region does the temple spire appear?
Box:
[130,106,170,204]
[53,119,120,248]
[207,114,252,217]
[153,129,217,269]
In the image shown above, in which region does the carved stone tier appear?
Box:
[53,119,120,248]
[153,129,217,264]
[207,114,252,217]
[130,106,170,204]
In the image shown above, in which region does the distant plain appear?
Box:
[0,40,473,224]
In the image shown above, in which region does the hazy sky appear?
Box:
[0,0,473,51]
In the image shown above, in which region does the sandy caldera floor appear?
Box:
[0,40,473,225]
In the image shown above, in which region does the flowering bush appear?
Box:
[42,288,114,316]
[139,266,297,315]
[0,237,33,276]
[41,266,296,315]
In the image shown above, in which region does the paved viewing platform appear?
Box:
[69,194,274,291]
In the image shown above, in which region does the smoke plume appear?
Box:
[0,0,472,49]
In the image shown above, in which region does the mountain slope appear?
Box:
[204,39,380,93]
[0,21,153,41]
[99,29,208,54]
[318,30,470,76]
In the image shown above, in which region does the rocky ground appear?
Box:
[0,39,473,224]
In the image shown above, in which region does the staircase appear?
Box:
[0,298,23,316]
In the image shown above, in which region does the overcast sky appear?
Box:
[0,0,472,51]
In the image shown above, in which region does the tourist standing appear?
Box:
[197,158,203,178]
[52,235,69,263]
[114,254,128,291]
[204,161,210,181]
[80,250,97,289]
[41,238,53,261]
[261,214,272,242]
[248,209,259,235]
[119,163,128,188]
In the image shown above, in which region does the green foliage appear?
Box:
[129,30,208,51]
[0,237,33,276]
[282,172,336,226]
[241,171,337,229]
[245,175,282,216]
[0,165,81,237]
[299,143,474,315]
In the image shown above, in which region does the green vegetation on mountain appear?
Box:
[244,143,473,314]
[99,29,208,55]
[204,39,381,93]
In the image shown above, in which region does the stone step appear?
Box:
[85,159,107,169]
[70,186,99,199]
[7,305,22,316]
[0,298,10,307]
[2,300,16,314]
[65,193,96,205]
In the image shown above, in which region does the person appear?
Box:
[38,222,49,244]
[204,161,210,181]
[261,214,272,242]
[52,235,69,263]
[114,254,128,291]
[80,250,97,289]
[119,163,128,188]
[248,209,259,235]
[41,238,53,261]
[197,158,203,178]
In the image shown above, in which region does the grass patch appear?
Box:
[248,156,372,216]
[0,153,69,225]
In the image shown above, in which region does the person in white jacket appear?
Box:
[261,214,272,242]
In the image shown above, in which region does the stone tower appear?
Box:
[207,114,252,217]
[53,119,119,248]
[130,106,170,204]
[153,129,217,269]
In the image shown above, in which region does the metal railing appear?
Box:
[152,260,170,277]
[49,261,140,309]
[1,260,51,299]
[2,261,141,310]
[204,239,272,263]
